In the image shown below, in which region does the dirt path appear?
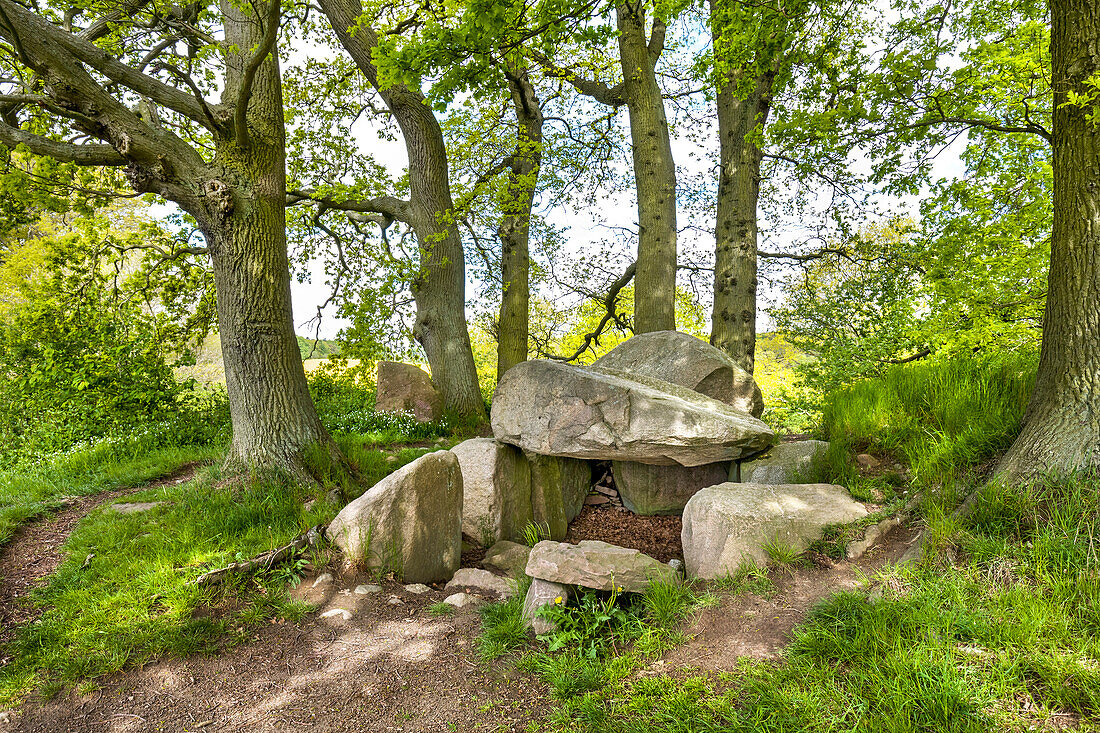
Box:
[665,524,918,668]
[0,463,204,653]
[2,575,549,732]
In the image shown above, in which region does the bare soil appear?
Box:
[0,463,204,653]
[3,575,550,732]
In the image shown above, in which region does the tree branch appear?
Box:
[527,50,624,107]
[0,0,215,129]
[544,260,636,362]
[0,118,126,164]
[233,0,281,148]
[287,188,412,223]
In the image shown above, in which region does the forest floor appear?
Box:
[0,478,917,733]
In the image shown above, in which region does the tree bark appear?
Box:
[319,0,487,420]
[617,0,677,333]
[709,66,775,375]
[496,65,542,380]
[994,0,1100,481]
[206,0,335,477]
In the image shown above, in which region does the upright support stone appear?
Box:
[612,461,730,515]
[526,452,569,540]
[452,438,532,545]
[327,450,462,583]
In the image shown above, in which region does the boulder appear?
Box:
[491,360,773,466]
[374,361,443,422]
[526,453,569,540]
[738,440,830,484]
[681,483,868,579]
[522,578,571,635]
[612,461,730,516]
[593,331,764,417]
[525,540,679,592]
[483,540,532,578]
[445,568,516,598]
[327,450,461,583]
[452,438,533,546]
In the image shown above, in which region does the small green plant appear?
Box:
[428,602,455,616]
[712,561,774,596]
[537,586,633,659]
[477,587,531,662]
[522,521,552,548]
[764,536,803,567]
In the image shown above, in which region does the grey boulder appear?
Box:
[738,440,830,484]
[374,361,443,422]
[593,330,764,417]
[682,482,868,579]
[525,540,678,592]
[612,460,730,516]
[491,360,773,466]
[327,450,461,583]
[482,540,532,578]
[444,568,516,598]
[451,438,532,546]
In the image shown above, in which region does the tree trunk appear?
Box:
[319,0,487,420]
[709,66,774,374]
[617,0,677,334]
[205,0,335,477]
[496,66,542,380]
[994,0,1100,481]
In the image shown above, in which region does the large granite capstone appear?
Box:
[593,330,764,417]
[681,482,868,579]
[327,450,461,583]
[491,360,773,466]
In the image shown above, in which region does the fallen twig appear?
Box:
[191,525,326,587]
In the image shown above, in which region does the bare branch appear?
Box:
[287,188,412,223]
[544,261,636,362]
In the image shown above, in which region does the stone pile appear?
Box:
[326,330,876,590]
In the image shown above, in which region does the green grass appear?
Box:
[822,351,1035,490]
[0,426,438,707]
[532,472,1100,732]
[0,443,223,547]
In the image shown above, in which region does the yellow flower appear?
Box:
[554,596,563,604]
[616,586,623,592]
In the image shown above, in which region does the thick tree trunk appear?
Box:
[204,0,334,477]
[319,0,487,420]
[995,0,1100,481]
[617,1,677,334]
[709,68,774,374]
[496,67,542,381]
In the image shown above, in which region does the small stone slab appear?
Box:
[109,501,165,514]
[482,540,531,578]
[444,568,515,598]
[443,592,478,608]
[354,584,382,595]
[311,573,334,588]
[404,583,432,594]
[525,540,678,592]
